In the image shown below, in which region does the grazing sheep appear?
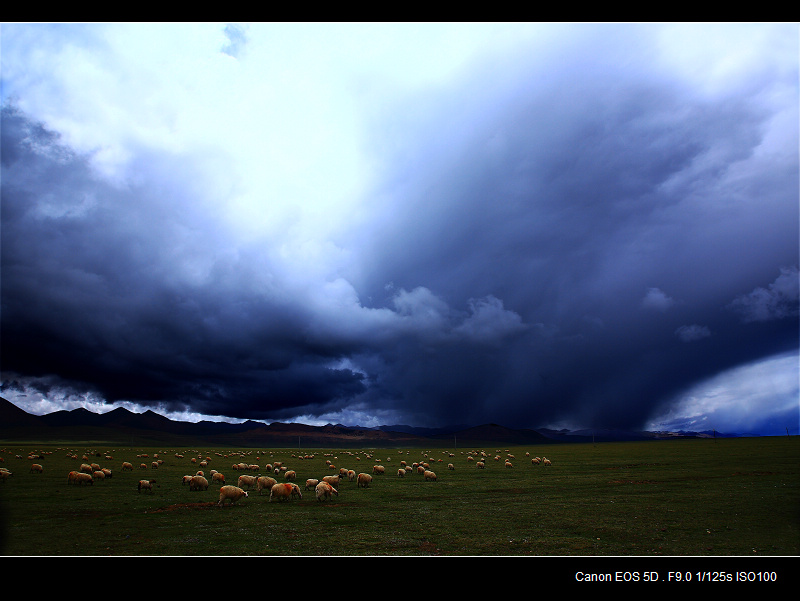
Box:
[138,479,155,492]
[357,473,372,488]
[237,474,257,489]
[347,470,356,481]
[531,458,540,465]
[447,463,454,470]
[0,469,11,483]
[257,476,278,495]
[322,474,340,488]
[30,464,43,473]
[182,475,194,485]
[122,462,133,471]
[543,458,552,466]
[101,468,112,479]
[218,485,249,506]
[315,481,338,502]
[92,471,105,481]
[423,470,437,481]
[189,475,209,491]
[212,472,226,485]
[397,468,406,477]
[80,463,93,474]
[74,472,94,485]
[269,482,302,502]
[284,470,296,481]
[373,465,385,475]
[476,461,485,469]
[305,478,319,490]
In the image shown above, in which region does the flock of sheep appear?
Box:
[1,446,553,509]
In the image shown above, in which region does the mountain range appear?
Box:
[0,396,740,448]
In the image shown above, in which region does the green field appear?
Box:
[1,436,797,556]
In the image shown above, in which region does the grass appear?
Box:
[1,436,797,556]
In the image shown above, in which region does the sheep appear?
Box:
[101,468,112,479]
[504,461,513,468]
[357,473,372,488]
[93,471,105,481]
[269,482,301,502]
[237,474,257,489]
[257,476,278,495]
[30,463,43,473]
[189,475,209,491]
[74,472,94,485]
[476,461,485,469]
[397,468,406,477]
[315,481,338,501]
[347,470,356,481]
[138,479,155,492]
[447,463,454,470]
[212,472,226,485]
[0,469,11,483]
[531,458,540,465]
[122,462,134,471]
[305,478,319,491]
[182,474,194,485]
[423,470,437,481]
[218,485,249,507]
[284,470,297,481]
[543,458,552,466]
[322,474,340,488]
[80,463,93,474]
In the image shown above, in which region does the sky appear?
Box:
[1,22,798,436]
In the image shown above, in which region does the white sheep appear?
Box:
[397,468,406,477]
[30,464,43,473]
[257,476,278,495]
[543,458,552,466]
[315,481,338,502]
[121,462,134,471]
[284,470,297,481]
[138,479,155,492]
[237,474,258,489]
[74,472,94,485]
[423,470,437,481]
[305,478,319,490]
[357,473,372,488]
[189,475,209,491]
[373,465,385,475]
[269,482,301,502]
[218,485,249,506]
[322,474,340,488]
[212,472,226,485]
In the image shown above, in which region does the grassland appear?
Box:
[1,436,797,557]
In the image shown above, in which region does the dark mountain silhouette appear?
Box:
[0,396,739,448]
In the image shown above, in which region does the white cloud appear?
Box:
[675,324,711,342]
[648,351,799,434]
[642,287,675,311]
[729,266,799,323]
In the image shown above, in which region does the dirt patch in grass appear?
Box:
[149,502,217,512]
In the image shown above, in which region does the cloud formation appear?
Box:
[1,23,797,434]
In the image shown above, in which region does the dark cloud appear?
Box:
[1,24,798,433]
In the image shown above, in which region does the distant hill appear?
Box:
[0,396,742,448]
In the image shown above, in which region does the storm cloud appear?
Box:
[1,23,797,434]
